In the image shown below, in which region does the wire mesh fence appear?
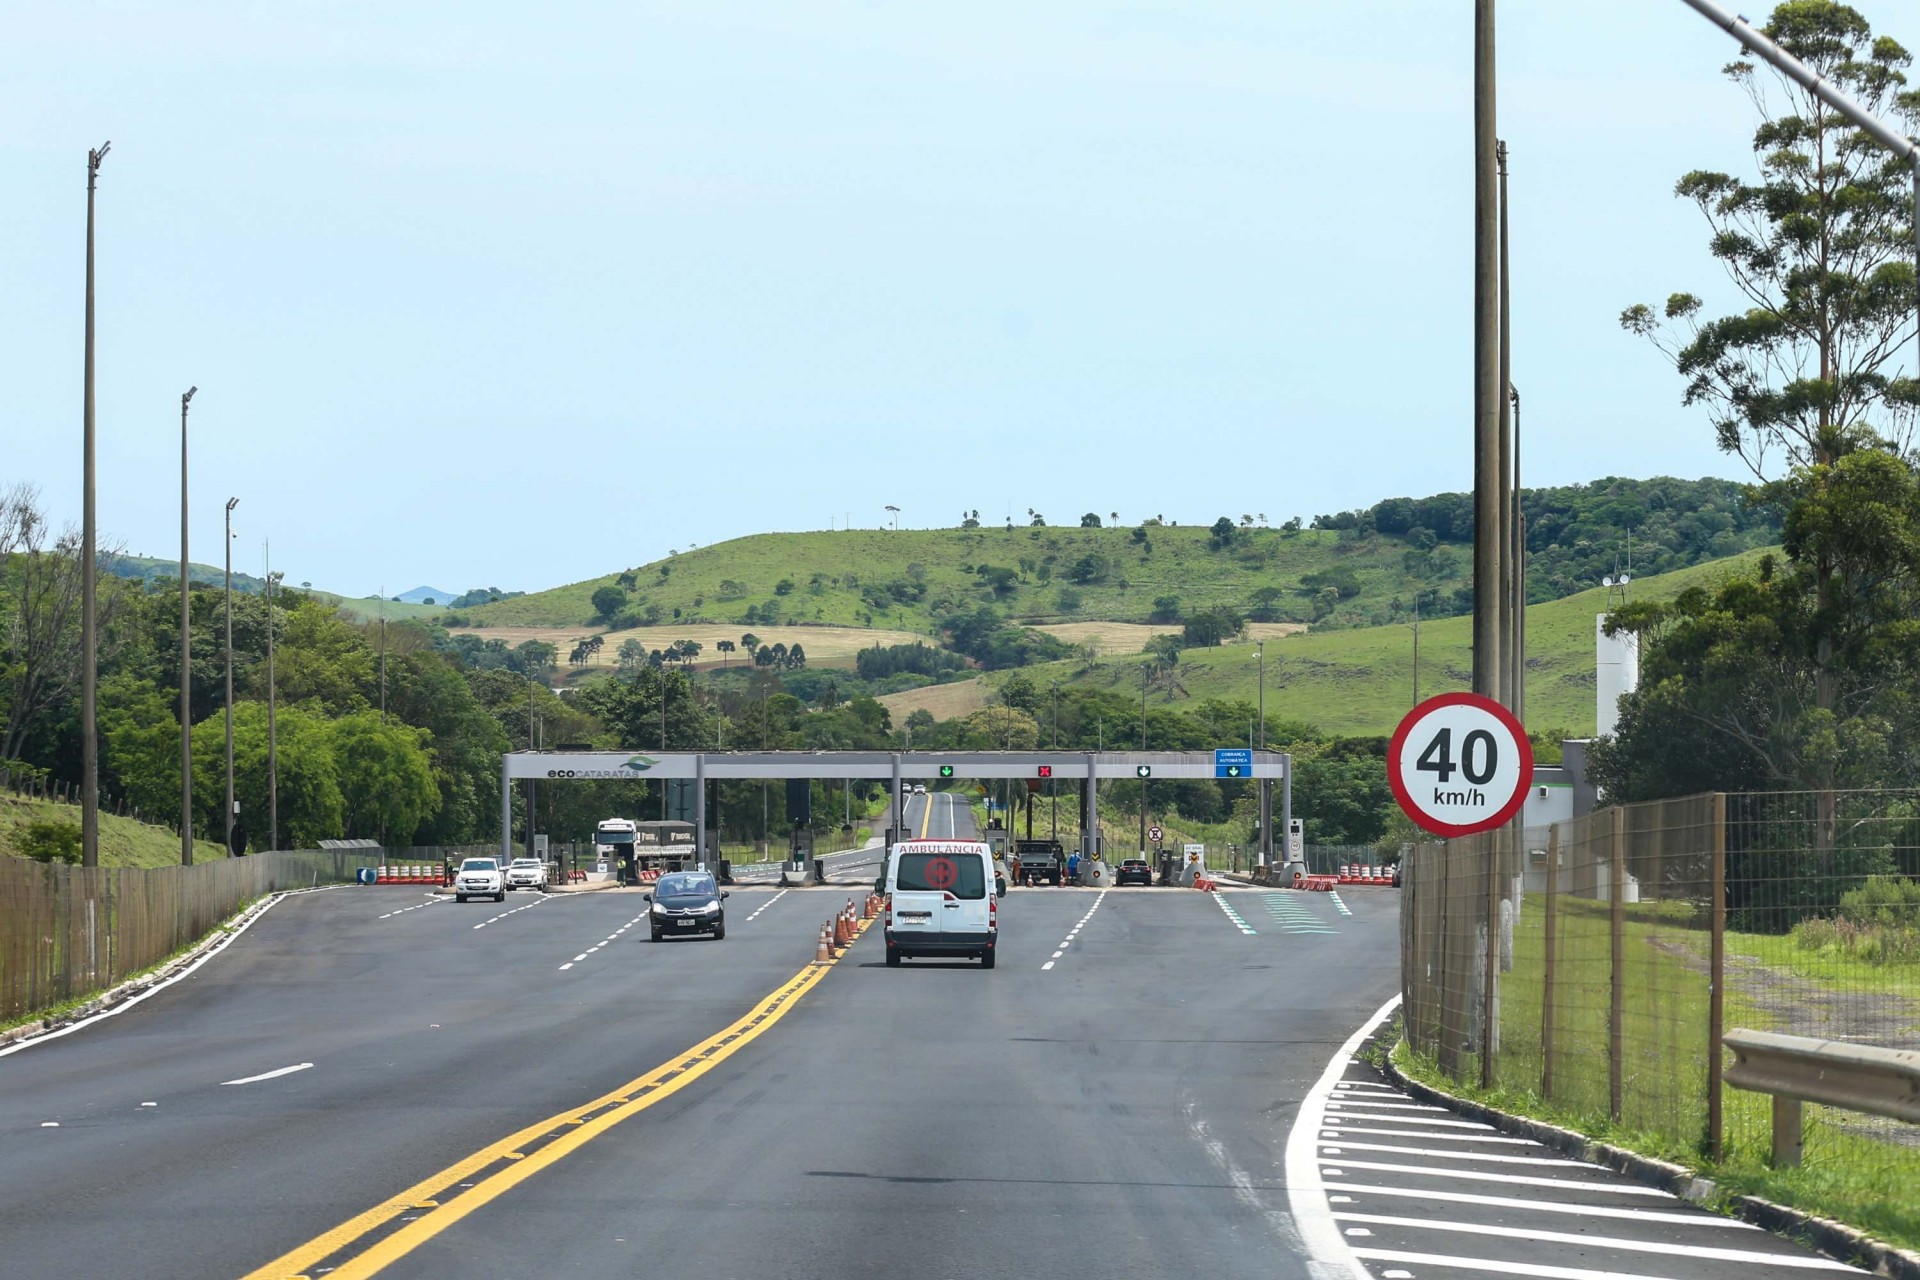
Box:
[1,846,393,1025]
[1402,789,1920,1189]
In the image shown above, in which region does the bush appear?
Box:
[19,819,82,864]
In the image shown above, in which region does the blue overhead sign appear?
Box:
[1214,748,1253,779]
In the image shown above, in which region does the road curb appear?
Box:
[0,883,342,1055]
[1381,1046,1920,1280]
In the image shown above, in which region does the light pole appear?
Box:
[1255,641,1270,867]
[224,497,238,855]
[266,552,278,852]
[885,504,900,532]
[179,385,195,864]
[80,141,110,868]
[1511,384,1525,726]
[1139,661,1150,856]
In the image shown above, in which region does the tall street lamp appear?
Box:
[80,140,110,868]
[179,385,196,864]
[224,496,238,855]
[266,552,278,852]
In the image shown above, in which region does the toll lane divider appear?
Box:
[241,922,861,1280]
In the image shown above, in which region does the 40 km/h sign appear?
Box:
[1388,693,1534,838]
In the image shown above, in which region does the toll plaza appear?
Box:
[501,749,1292,879]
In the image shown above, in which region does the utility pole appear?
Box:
[80,141,110,869]
[1466,0,1502,1088]
[266,545,277,852]
[1496,137,1514,711]
[1472,0,1503,708]
[224,497,238,855]
[179,385,195,864]
[1511,385,1525,726]
[1139,662,1149,856]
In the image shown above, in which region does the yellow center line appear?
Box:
[919,791,934,838]
[239,925,872,1280]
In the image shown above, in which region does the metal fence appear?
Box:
[0,846,408,1024]
[1401,790,1920,1177]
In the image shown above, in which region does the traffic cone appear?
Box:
[815,924,832,964]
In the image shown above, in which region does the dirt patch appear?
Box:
[877,679,989,723]
[1030,621,1308,656]
[464,624,926,670]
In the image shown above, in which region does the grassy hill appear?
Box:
[984,549,1774,739]
[457,525,1480,633]
[103,555,439,624]
[0,794,229,868]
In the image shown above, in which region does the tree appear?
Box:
[1149,595,1182,624]
[740,632,760,655]
[1208,516,1237,550]
[716,638,736,665]
[618,638,646,672]
[327,712,441,842]
[785,642,806,669]
[1182,605,1245,648]
[591,585,627,622]
[1616,2,1920,855]
[1080,512,1102,527]
[0,494,85,760]
[1622,3,1920,477]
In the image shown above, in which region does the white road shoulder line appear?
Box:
[1351,1248,1696,1280]
[1331,1213,1855,1269]
[1322,1140,1586,1167]
[1316,1157,1672,1196]
[223,1062,314,1086]
[1324,1181,1759,1227]
[1284,993,1402,1280]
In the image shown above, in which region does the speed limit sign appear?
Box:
[1388,692,1533,837]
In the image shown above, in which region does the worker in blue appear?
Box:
[1066,849,1081,885]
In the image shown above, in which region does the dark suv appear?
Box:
[1116,858,1153,886]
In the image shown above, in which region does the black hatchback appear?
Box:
[647,872,728,941]
[1116,858,1153,885]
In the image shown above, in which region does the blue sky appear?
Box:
[3,2,1822,597]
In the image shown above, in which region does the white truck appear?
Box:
[453,857,506,903]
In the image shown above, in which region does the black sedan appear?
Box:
[647,871,728,941]
[1116,858,1154,886]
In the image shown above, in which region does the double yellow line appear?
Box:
[243,935,860,1279]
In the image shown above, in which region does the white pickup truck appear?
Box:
[453,857,507,903]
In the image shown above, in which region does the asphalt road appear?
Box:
[0,871,1865,1279]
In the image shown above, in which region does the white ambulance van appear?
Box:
[883,839,1001,969]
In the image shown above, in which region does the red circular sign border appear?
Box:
[924,856,959,891]
[1387,692,1535,839]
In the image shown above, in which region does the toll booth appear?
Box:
[781,828,814,887]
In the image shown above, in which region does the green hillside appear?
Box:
[455,478,1776,636]
[1,795,229,868]
[103,555,438,624]
[458,525,1417,631]
[986,549,1775,739]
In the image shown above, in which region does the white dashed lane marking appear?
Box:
[376,897,442,920]
[743,890,787,922]
[1041,890,1107,970]
[559,913,648,970]
[1212,891,1257,934]
[473,895,553,930]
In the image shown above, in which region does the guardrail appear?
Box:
[1723,1028,1920,1167]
